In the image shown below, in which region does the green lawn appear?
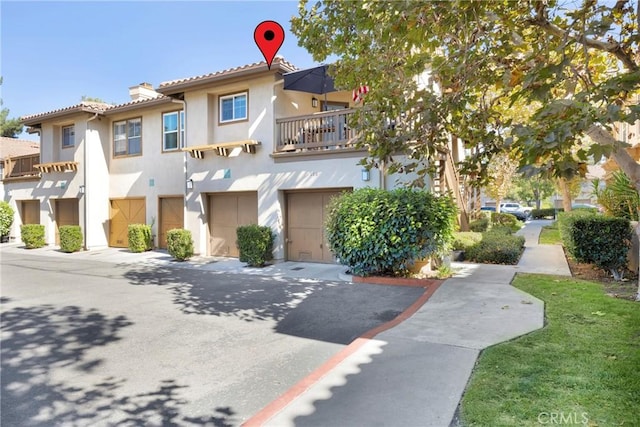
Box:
[460,274,640,426]
[538,223,561,245]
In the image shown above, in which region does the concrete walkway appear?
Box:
[246,220,571,427]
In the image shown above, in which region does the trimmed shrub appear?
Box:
[452,232,483,251]
[469,217,489,232]
[21,224,45,249]
[530,208,563,219]
[486,224,516,235]
[491,212,523,232]
[0,201,15,238]
[465,232,525,265]
[326,188,457,276]
[565,216,631,280]
[128,224,152,253]
[59,225,83,253]
[167,228,194,261]
[236,225,274,267]
[557,209,596,256]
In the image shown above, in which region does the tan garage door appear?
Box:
[159,197,184,249]
[209,192,258,257]
[287,190,346,263]
[55,199,79,245]
[109,198,146,248]
[21,200,40,225]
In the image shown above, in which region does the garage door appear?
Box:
[287,190,346,263]
[159,197,184,249]
[109,198,146,248]
[209,192,258,257]
[21,200,40,225]
[55,199,79,245]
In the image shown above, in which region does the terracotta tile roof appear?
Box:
[21,101,113,123]
[158,57,298,91]
[0,136,40,159]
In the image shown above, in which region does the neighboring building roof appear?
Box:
[21,57,299,124]
[157,57,298,93]
[0,136,40,159]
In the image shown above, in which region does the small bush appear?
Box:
[0,201,15,237]
[469,217,489,232]
[452,232,483,251]
[326,188,457,276]
[237,225,274,267]
[486,225,516,235]
[566,216,631,280]
[21,224,45,249]
[167,228,194,261]
[491,212,523,232]
[128,224,152,253]
[465,232,525,265]
[530,208,563,219]
[557,209,597,256]
[59,225,83,253]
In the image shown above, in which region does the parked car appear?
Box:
[499,203,532,221]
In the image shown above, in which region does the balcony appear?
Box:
[275,109,359,153]
[2,153,41,181]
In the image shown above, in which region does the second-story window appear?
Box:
[113,118,142,157]
[163,110,184,151]
[219,92,247,123]
[62,125,75,148]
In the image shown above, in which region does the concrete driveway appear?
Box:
[0,251,424,426]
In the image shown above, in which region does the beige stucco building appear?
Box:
[2,58,465,262]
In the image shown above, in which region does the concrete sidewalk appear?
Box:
[248,221,571,427]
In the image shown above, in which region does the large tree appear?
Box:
[0,77,23,138]
[291,0,640,188]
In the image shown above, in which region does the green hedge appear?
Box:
[452,232,483,251]
[530,208,562,219]
[557,210,596,256]
[0,201,15,237]
[565,216,631,280]
[21,224,45,249]
[167,228,194,261]
[465,232,525,265]
[237,225,274,267]
[491,212,522,232]
[128,224,152,253]
[326,188,457,276]
[59,225,82,253]
[469,217,489,232]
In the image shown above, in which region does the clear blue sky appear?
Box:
[1,1,321,140]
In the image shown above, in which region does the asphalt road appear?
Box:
[0,251,424,426]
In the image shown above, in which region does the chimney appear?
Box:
[128,82,159,101]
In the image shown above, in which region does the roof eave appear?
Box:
[104,97,174,115]
[21,107,106,126]
[157,62,296,95]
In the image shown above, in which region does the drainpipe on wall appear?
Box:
[170,96,188,230]
[84,112,100,250]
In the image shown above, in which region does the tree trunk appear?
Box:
[559,179,572,212]
[495,198,502,213]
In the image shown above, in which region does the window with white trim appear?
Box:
[219,92,247,123]
[62,125,75,148]
[163,110,184,151]
[113,118,142,157]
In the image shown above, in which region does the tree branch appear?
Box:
[527,7,638,72]
[587,124,640,190]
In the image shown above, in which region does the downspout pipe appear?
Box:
[84,112,99,250]
[170,96,188,231]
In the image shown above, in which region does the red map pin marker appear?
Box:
[254,20,285,69]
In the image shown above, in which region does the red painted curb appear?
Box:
[242,280,443,427]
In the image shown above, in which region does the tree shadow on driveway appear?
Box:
[0,298,238,426]
[123,265,425,345]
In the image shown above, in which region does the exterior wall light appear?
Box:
[79,185,85,195]
[312,97,318,108]
[361,169,370,182]
[186,178,194,190]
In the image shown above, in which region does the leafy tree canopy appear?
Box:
[0,77,23,138]
[291,0,640,187]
